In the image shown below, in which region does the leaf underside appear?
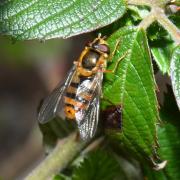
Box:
[170,45,180,110]
[102,27,160,164]
[151,43,174,75]
[0,0,126,40]
[147,22,175,75]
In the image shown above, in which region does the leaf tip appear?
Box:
[152,160,167,171]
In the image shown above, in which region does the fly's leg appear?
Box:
[103,50,129,89]
[104,51,129,74]
[111,51,129,73]
[109,39,121,62]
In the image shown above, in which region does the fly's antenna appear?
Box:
[98,33,102,39]
[97,33,107,40]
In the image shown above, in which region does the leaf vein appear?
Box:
[124,90,154,143]
[39,0,123,39]
[17,0,104,39]
[3,0,40,20]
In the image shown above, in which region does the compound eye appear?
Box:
[97,44,110,54]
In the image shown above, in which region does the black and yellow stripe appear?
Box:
[64,76,94,119]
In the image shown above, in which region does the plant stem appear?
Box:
[155,7,180,44]
[128,0,170,7]
[138,10,156,30]
[128,0,151,6]
[138,7,180,44]
[25,133,86,180]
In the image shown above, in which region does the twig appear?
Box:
[128,0,180,43]
[25,133,86,180]
[128,0,170,7]
[138,7,180,44]
[128,0,151,6]
[154,7,180,44]
[138,10,156,30]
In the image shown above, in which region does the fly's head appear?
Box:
[87,34,110,59]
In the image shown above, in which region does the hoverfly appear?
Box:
[38,34,112,140]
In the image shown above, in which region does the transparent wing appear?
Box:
[75,72,103,140]
[77,96,100,140]
[38,65,76,124]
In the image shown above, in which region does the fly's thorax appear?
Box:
[81,50,100,70]
[77,36,110,77]
[78,49,108,76]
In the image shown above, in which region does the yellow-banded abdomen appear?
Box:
[64,75,95,119]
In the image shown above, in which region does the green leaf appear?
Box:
[100,5,150,37]
[128,5,150,21]
[143,87,180,179]
[147,22,175,74]
[143,166,167,180]
[102,27,160,165]
[157,122,180,179]
[170,45,180,110]
[147,22,168,42]
[0,0,126,40]
[72,150,121,180]
[169,13,180,30]
[151,43,174,75]
[142,122,180,180]
[156,88,180,179]
[54,174,71,180]
[54,150,124,180]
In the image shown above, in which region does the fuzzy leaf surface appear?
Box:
[0,0,126,40]
[102,27,159,164]
[170,45,180,110]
